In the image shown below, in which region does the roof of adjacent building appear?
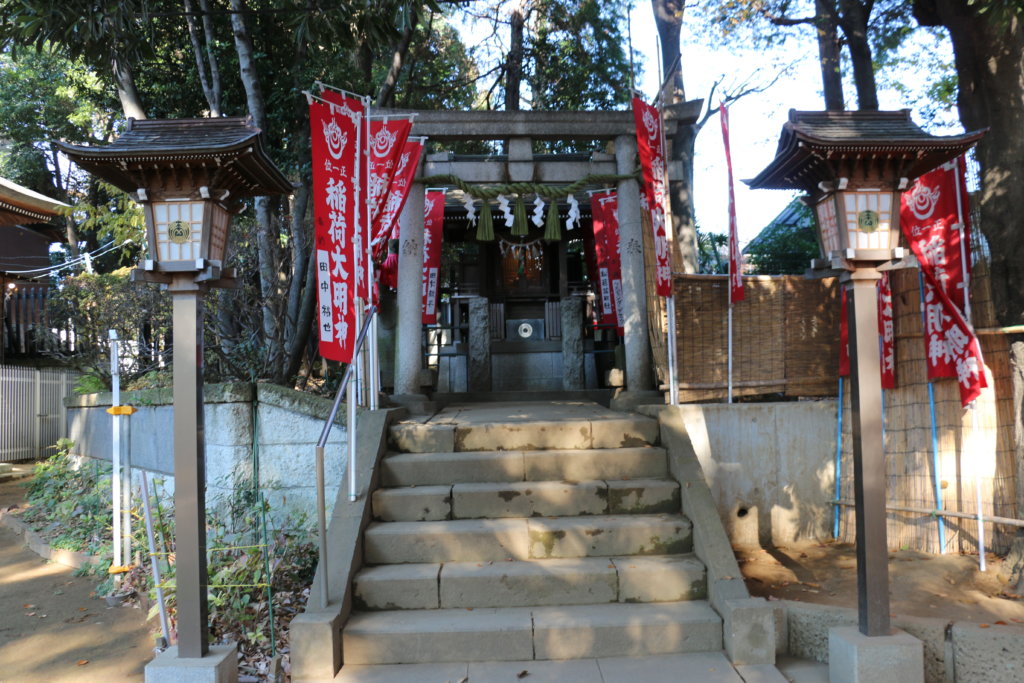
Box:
[0,176,69,227]
[746,109,986,191]
[54,116,294,197]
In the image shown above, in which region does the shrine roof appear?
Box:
[746,109,986,191]
[55,117,293,197]
[0,176,69,228]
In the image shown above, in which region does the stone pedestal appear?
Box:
[828,626,923,683]
[145,644,238,683]
[561,296,584,390]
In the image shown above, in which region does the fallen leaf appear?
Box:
[979,624,990,628]
[25,612,36,617]
[77,660,89,666]
[517,670,530,679]
[995,621,1008,626]
[607,565,615,569]
[458,677,469,683]
[22,604,34,609]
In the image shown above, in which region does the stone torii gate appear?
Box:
[383,108,694,408]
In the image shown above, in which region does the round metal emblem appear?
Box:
[517,322,534,338]
[857,210,879,233]
[168,220,192,244]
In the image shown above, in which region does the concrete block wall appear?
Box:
[660,402,837,548]
[781,600,1024,683]
[65,382,352,518]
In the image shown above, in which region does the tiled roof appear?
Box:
[55,117,293,197]
[0,177,69,227]
[747,109,986,191]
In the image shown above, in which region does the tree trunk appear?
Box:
[184,0,222,116]
[377,19,417,107]
[110,52,146,120]
[915,0,1024,327]
[815,0,845,110]
[651,0,685,101]
[652,1,697,272]
[506,2,525,111]
[229,0,279,359]
[837,0,879,110]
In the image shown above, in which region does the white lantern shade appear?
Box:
[152,200,205,262]
[815,196,841,256]
[841,190,895,251]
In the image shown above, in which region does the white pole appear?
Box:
[727,303,734,404]
[122,410,131,567]
[364,96,378,410]
[109,329,122,573]
[666,295,679,405]
[140,471,171,644]
[971,404,986,571]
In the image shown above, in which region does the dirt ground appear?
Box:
[0,478,154,683]
[737,540,1024,625]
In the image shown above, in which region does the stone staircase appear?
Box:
[338,406,724,668]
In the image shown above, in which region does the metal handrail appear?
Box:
[314,303,377,610]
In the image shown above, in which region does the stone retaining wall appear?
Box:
[642,401,837,548]
[65,382,353,517]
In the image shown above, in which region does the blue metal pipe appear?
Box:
[918,270,947,553]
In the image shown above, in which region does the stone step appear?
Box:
[353,555,707,611]
[342,601,722,665]
[362,514,692,564]
[389,413,659,453]
[380,446,669,487]
[372,479,681,521]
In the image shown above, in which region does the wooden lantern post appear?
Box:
[748,109,984,636]
[58,117,292,658]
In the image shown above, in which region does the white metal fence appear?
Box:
[0,365,77,462]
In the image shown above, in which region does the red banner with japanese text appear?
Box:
[421,189,445,324]
[900,157,986,405]
[374,138,424,263]
[901,159,971,313]
[310,95,363,363]
[922,268,987,406]
[632,96,672,296]
[368,118,413,249]
[877,272,895,389]
[591,190,625,335]
[719,104,745,304]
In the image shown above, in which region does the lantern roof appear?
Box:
[0,176,69,229]
[746,109,986,191]
[55,116,293,198]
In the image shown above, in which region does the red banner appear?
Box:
[374,139,424,263]
[720,104,745,304]
[632,97,672,297]
[310,95,364,363]
[591,190,624,334]
[923,268,987,405]
[368,118,412,247]
[421,189,444,324]
[900,157,986,405]
[901,158,971,312]
[877,272,895,389]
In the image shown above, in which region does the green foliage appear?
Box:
[22,440,113,555]
[529,0,635,111]
[44,267,171,388]
[744,200,820,275]
[698,230,728,274]
[73,374,108,395]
